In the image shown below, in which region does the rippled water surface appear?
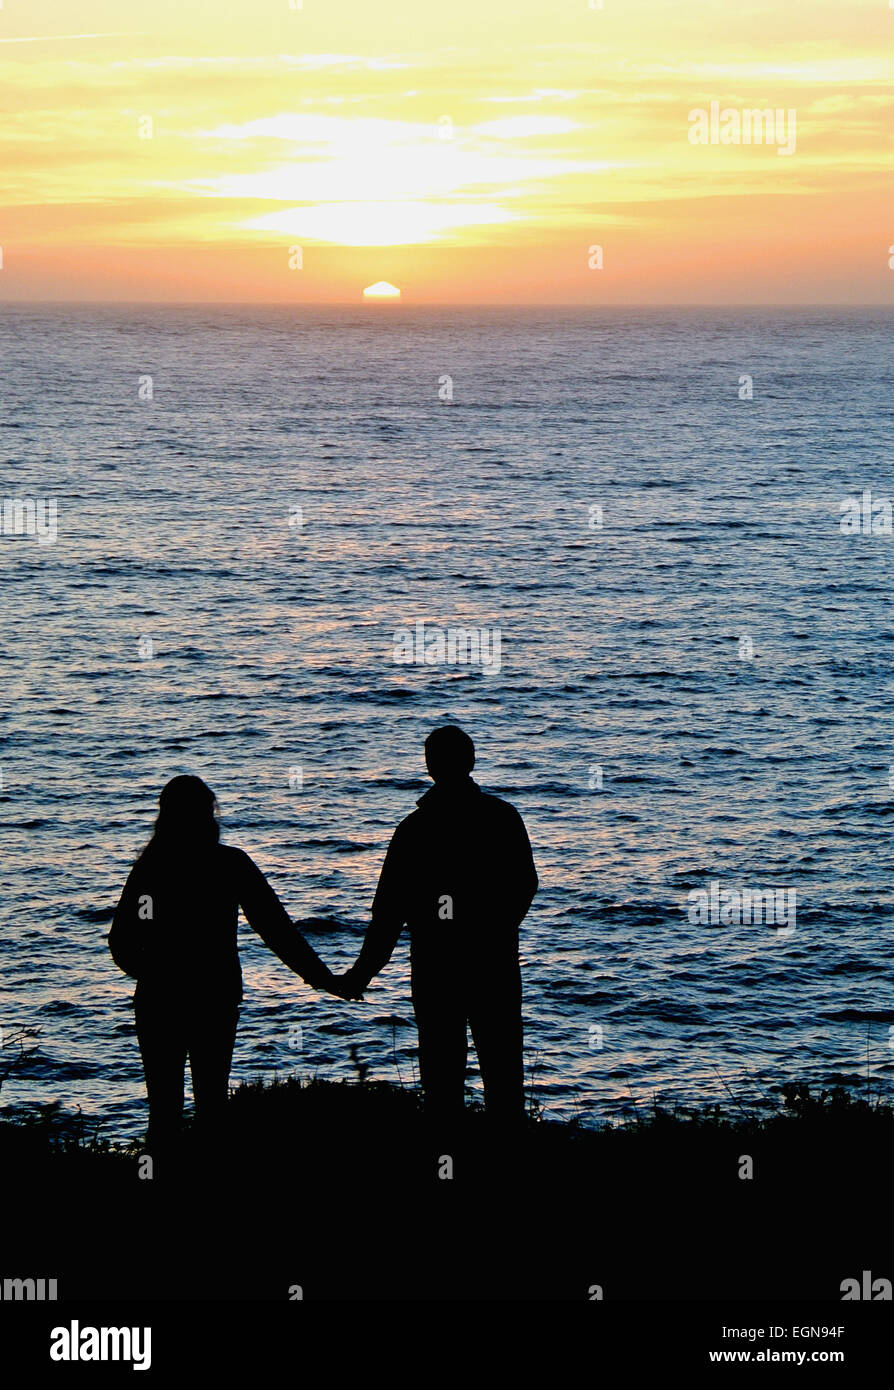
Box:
[1,305,893,1139]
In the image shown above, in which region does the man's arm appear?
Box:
[504,805,538,928]
[341,825,409,993]
[234,849,335,990]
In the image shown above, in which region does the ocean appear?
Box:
[1,304,892,1140]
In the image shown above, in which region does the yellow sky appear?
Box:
[1,0,892,301]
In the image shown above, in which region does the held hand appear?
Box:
[328,970,366,1002]
[309,967,350,999]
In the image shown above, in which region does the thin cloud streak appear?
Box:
[0,33,139,45]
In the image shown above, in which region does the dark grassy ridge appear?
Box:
[2,1078,892,1301]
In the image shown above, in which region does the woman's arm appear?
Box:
[107,867,149,979]
[232,849,334,990]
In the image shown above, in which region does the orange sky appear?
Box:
[1,0,892,302]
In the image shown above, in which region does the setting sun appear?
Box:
[362,281,401,299]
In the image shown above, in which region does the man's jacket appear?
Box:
[351,777,538,987]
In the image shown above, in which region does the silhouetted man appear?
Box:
[340,726,538,1122]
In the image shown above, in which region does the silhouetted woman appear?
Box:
[109,775,335,1147]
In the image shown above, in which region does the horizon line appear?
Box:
[1,299,891,310]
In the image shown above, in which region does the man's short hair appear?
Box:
[424,725,475,781]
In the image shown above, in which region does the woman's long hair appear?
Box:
[138,775,220,865]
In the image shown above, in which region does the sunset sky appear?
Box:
[1,0,892,302]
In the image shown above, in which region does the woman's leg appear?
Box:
[188,1004,240,1135]
[134,999,188,1147]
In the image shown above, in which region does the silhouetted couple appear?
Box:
[109,726,538,1146]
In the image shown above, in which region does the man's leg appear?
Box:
[469,960,525,1123]
[189,1004,239,1136]
[135,999,188,1148]
[412,981,468,1122]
